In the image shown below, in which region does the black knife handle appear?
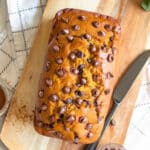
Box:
[84,140,99,150]
[84,101,120,150]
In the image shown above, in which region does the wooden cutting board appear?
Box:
[1,0,150,150]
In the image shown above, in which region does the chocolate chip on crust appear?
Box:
[62,86,71,94]
[53,45,60,52]
[92,21,100,28]
[61,17,69,23]
[72,25,80,31]
[48,94,59,102]
[79,116,88,123]
[85,123,93,130]
[55,68,66,77]
[78,15,86,21]
[38,90,44,98]
[66,115,76,122]
[45,78,53,87]
[61,28,69,34]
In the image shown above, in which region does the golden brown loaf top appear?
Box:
[34,8,121,144]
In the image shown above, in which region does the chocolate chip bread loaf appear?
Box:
[34,8,121,144]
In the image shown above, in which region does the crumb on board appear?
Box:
[5,97,34,125]
[16,105,34,123]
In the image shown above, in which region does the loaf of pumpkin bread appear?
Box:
[34,8,121,144]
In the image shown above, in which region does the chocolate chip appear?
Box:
[36,121,43,127]
[72,25,80,31]
[78,64,85,70]
[75,98,83,105]
[105,72,114,79]
[58,106,67,114]
[64,126,70,131]
[61,17,69,23]
[69,52,76,61]
[61,28,69,34]
[87,58,92,64]
[44,123,53,130]
[75,90,84,97]
[62,86,71,94]
[83,33,91,40]
[37,107,42,113]
[59,114,64,119]
[66,115,76,122]
[76,50,84,58]
[94,98,101,106]
[46,122,55,129]
[49,123,54,129]
[57,118,62,123]
[100,45,107,52]
[79,116,88,123]
[41,103,48,111]
[48,94,59,102]
[70,68,79,75]
[84,100,91,107]
[67,35,74,42]
[93,60,101,67]
[96,106,101,113]
[64,98,72,104]
[76,83,81,87]
[53,45,60,52]
[54,131,63,138]
[98,31,106,36]
[104,89,110,95]
[91,88,100,97]
[107,54,114,62]
[87,132,94,138]
[92,21,100,28]
[45,78,53,87]
[92,74,100,82]
[103,44,107,47]
[78,64,85,74]
[110,119,116,126]
[38,90,44,98]
[74,136,79,144]
[104,24,112,31]
[56,58,63,64]
[110,36,114,41]
[80,78,87,85]
[55,68,65,77]
[78,15,86,21]
[49,115,55,123]
[85,123,93,130]
[45,61,51,71]
[113,25,121,34]
[89,44,97,53]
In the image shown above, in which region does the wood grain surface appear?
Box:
[1,0,150,150]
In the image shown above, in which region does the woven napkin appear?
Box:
[0,0,150,149]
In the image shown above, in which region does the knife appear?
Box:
[84,50,150,150]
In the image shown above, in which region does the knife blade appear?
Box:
[84,50,150,150]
